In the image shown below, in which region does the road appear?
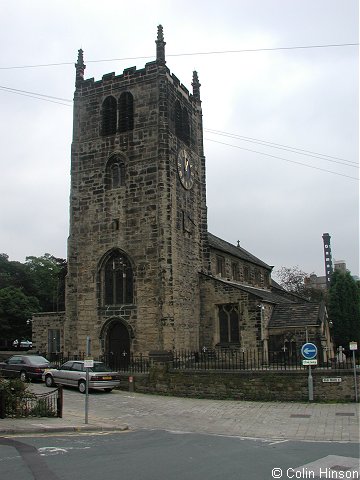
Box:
[0,430,359,480]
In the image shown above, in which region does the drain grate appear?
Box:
[290,414,311,418]
[335,412,355,416]
[330,465,352,472]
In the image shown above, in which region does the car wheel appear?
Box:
[45,375,54,387]
[78,380,86,394]
[104,388,112,393]
[20,371,27,382]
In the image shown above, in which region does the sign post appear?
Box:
[301,343,318,402]
[349,342,358,403]
[84,336,93,424]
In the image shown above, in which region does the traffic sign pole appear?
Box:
[350,342,358,403]
[301,343,318,402]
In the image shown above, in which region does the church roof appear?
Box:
[269,302,325,329]
[208,232,272,270]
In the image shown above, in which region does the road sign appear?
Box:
[84,359,94,368]
[302,359,317,366]
[322,377,342,383]
[301,343,317,360]
[349,342,358,351]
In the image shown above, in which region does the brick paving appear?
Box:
[0,386,358,442]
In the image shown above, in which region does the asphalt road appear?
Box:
[0,430,359,480]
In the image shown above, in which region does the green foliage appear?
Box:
[0,287,41,340]
[25,254,66,312]
[328,270,360,348]
[0,253,66,343]
[0,377,35,417]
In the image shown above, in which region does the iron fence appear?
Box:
[171,349,359,372]
[0,386,62,419]
[45,352,150,373]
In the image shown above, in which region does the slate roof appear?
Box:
[202,274,294,305]
[269,303,325,329]
[208,232,272,270]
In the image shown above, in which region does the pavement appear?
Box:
[0,385,359,442]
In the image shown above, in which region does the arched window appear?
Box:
[175,101,182,137]
[174,101,190,146]
[119,92,134,133]
[101,96,117,136]
[105,155,125,189]
[182,108,190,145]
[101,251,133,306]
[219,304,240,344]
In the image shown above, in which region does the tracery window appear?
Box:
[102,251,133,306]
[219,304,240,343]
[101,96,117,136]
[119,92,134,133]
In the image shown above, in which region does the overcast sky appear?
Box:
[0,0,358,279]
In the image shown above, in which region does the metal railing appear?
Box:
[0,387,63,419]
[171,349,359,372]
[44,352,150,373]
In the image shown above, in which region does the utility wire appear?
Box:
[0,84,357,180]
[0,42,358,70]
[205,128,358,168]
[205,138,359,181]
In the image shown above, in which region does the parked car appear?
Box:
[43,360,121,393]
[0,355,50,382]
[12,339,33,349]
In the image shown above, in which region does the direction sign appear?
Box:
[303,359,318,366]
[301,343,317,360]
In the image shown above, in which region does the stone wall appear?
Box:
[119,367,359,403]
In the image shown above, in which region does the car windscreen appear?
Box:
[27,356,49,365]
[90,363,112,372]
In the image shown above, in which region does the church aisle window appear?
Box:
[219,304,240,343]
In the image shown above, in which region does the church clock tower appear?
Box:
[64,26,209,358]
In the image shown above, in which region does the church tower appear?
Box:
[64,26,209,358]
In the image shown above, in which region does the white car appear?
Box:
[12,339,33,349]
[43,360,120,393]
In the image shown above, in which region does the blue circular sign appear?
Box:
[301,343,317,359]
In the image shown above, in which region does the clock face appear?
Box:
[177,149,194,190]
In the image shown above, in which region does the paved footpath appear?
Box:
[0,385,359,442]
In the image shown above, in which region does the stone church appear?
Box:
[32,26,333,363]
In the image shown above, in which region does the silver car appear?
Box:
[43,360,120,393]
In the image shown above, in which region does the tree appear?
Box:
[274,265,324,301]
[0,287,40,341]
[24,254,66,312]
[328,270,360,348]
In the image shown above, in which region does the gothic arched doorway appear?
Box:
[106,320,131,370]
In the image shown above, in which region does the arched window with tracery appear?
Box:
[219,304,240,344]
[119,92,134,133]
[101,251,133,306]
[101,96,117,136]
[105,155,125,189]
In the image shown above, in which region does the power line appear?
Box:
[0,86,72,106]
[205,138,359,181]
[1,84,357,180]
[205,128,358,168]
[0,42,358,70]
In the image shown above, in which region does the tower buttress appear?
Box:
[192,71,201,102]
[156,25,166,65]
[75,48,86,87]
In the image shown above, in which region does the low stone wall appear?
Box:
[119,367,359,402]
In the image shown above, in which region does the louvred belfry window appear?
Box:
[119,92,134,133]
[101,96,117,136]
